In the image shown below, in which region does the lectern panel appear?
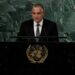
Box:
[0,42,74,74]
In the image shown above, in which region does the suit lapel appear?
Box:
[38,19,47,42]
[40,19,46,36]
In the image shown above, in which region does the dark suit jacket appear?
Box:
[16,19,59,43]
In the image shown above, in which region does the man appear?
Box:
[16,3,59,43]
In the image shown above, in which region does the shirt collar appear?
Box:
[34,19,43,27]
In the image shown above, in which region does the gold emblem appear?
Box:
[26,44,48,63]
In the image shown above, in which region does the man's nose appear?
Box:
[35,14,39,18]
[35,13,39,16]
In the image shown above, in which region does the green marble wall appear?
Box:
[0,0,75,42]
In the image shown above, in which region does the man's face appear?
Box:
[32,6,44,23]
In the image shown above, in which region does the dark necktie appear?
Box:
[36,24,40,42]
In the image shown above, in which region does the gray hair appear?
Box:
[32,3,44,10]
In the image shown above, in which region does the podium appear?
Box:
[0,41,74,74]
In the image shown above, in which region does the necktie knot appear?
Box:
[37,24,40,27]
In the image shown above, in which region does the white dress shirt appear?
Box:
[33,19,43,36]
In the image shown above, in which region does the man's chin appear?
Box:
[35,20,41,23]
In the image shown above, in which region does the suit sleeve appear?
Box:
[16,22,26,42]
[51,23,59,42]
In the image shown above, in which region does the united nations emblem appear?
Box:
[26,44,48,63]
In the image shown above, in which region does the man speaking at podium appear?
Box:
[16,3,59,43]
[16,3,59,74]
